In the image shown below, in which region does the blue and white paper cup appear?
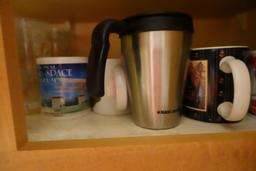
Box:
[36,57,89,115]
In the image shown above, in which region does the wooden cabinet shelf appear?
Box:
[27,111,256,142]
[1,0,256,170]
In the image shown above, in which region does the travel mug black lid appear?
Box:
[120,12,194,36]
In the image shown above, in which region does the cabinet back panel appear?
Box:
[70,17,248,57]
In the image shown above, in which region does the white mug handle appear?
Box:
[114,65,128,111]
[217,56,251,121]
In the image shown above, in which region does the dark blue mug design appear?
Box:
[183,46,250,123]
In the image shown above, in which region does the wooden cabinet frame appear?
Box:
[1,0,256,170]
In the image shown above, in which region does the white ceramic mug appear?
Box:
[93,58,128,115]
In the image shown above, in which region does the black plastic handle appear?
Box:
[87,19,126,98]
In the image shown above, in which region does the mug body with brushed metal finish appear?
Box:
[121,30,192,129]
[87,12,194,129]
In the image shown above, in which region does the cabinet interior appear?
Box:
[1,0,256,150]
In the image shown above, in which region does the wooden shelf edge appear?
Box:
[2,131,256,171]
[19,131,256,151]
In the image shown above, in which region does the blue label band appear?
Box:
[37,63,89,113]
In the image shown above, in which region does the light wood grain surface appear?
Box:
[0,12,17,152]
[0,132,256,171]
[0,0,27,151]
